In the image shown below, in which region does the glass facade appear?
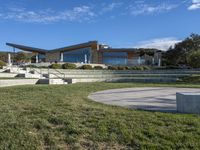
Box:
[63,48,91,63]
[128,57,145,65]
[38,54,46,62]
[102,52,128,65]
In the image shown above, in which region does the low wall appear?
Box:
[32,68,200,75]
[27,63,107,68]
[0,69,5,73]
[0,79,39,87]
[0,73,18,78]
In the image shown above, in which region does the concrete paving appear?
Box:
[88,87,200,112]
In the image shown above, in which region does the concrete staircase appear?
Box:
[1,66,200,87]
[30,68,198,83]
[0,66,68,85]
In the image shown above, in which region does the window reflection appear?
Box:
[103,52,127,65]
[63,48,91,63]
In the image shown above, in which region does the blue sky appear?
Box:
[0,0,200,51]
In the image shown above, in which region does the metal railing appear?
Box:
[47,68,66,82]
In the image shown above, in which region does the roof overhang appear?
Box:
[49,41,98,53]
[99,48,139,53]
[6,43,47,54]
[6,41,98,54]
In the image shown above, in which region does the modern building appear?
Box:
[6,41,162,66]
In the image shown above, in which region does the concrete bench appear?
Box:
[176,92,200,114]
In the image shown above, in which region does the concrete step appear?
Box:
[0,73,18,78]
[34,68,200,75]
[106,77,178,83]
[17,73,42,79]
[44,73,190,79]
[0,79,39,87]
[37,79,68,85]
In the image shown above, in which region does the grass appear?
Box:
[0,82,200,149]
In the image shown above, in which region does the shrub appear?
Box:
[131,66,137,70]
[0,60,6,68]
[62,63,76,69]
[94,66,103,70]
[117,66,126,70]
[188,50,200,68]
[142,66,151,70]
[81,65,93,70]
[125,66,131,70]
[153,66,181,70]
[37,66,49,69]
[165,65,181,69]
[131,66,144,70]
[108,66,118,70]
[50,63,62,69]
[25,65,38,68]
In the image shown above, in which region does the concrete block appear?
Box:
[0,73,18,78]
[0,79,39,87]
[17,73,42,78]
[176,92,200,114]
[49,79,66,85]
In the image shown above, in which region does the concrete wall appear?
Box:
[0,79,39,87]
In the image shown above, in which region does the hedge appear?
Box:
[81,65,93,70]
[62,63,77,69]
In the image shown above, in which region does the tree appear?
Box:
[164,33,200,66]
[0,52,8,62]
[187,50,200,68]
[0,60,6,68]
[14,52,31,63]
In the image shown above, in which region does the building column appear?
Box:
[84,54,87,64]
[158,59,161,67]
[7,53,12,66]
[60,52,64,62]
[36,54,39,63]
[152,58,155,65]
[138,57,141,65]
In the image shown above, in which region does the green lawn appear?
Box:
[0,83,200,149]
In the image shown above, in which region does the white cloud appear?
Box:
[134,38,181,51]
[188,0,200,10]
[0,6,96,23]
[129,3,177,15]
[101,2,123,14]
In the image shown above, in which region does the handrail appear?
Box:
[53,69,66,79]
[48,68,66,83]
[28,67,43,79]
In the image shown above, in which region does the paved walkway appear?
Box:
[88,87,200,112]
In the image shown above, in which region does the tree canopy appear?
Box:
[163,34,200,66]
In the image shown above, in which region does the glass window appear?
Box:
[103,52,127,57]
[63,48,91,63]
[38,54,46,62]
[102,52,127,65]
[103,58,127,65]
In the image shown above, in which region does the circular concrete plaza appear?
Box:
[88,87,200,112]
